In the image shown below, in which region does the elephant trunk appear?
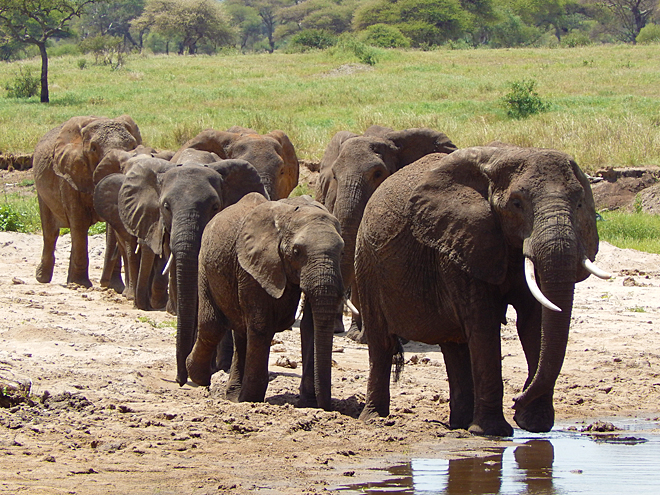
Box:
[514,209,578,410]
[333,177,369,287]
[302,258,344,410]
[171,211,204,386]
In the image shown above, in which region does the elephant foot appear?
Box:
[186,355,212,387]
[298,393,318,409]
[102,277,125,294]
[514,395,555,433]
[122,286,135,301]
[67,275,93,288]
[225,382,242,402]
[468,417,514,437]
[35,262,54,283]
[358,402,389,422]
[166,298,177,316]
[150,295,168,311]
[448,409,473,431]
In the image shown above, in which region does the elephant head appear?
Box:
[406,145,607,431]
[51,115,142,196]
[118,158,268,385]
[316,126,457,287]
[171,126,299,200]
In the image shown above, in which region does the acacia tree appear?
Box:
[80,0,145,48]
[0,0,97,102]
[596,0,658,42]
[133,0,234,54]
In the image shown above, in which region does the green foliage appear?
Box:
[290,182,314,198]
[636,23,660,44]
[0,203,25,232]
[336,34,379,65]
[288,29,336,51]
[77,58,87,69]
[88,222,107,235]
[598,211,660,254]
[560,31,592,47]
[502,79,549,119]
[488,8,543,48]
[79,34,124,66]
[3,66,39,98]
[359,23,411,48]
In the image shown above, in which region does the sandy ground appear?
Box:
[1,176,660,493]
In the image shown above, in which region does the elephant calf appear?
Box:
[186,193,345,411]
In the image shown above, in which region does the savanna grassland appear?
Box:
[2,44,660,172]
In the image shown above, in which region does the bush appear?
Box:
[489,9,543,48]
[288,29,336,51]
[359,24,410,48]
[0,204,26,232]
[4,66,39,99]
[561,31,592,48]
[502,79,549,119]
[636,24,660,44]
[336,35,379,65]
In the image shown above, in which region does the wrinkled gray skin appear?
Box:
[117,158,267,386]
[33,115,142,288]
[316,126,457,340]
[187,193,345,411]
[355,146,600,436]
[93,146,174,301]
[171,126,299,201]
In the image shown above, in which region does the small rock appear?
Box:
[275,356,297,369]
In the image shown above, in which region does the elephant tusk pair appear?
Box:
[582,258,612,280]
[524,257,612,313]
[162,252,174,276]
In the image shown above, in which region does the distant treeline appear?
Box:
[2,0,660,62]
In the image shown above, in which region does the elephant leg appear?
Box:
[299,299,316,407]
[67,218,92,288]
[36,195,59,284]
[512,298,554,432]
[238,328,273,403]
[100,227,125,294]
[186,286,227,387]
[440,342,474,430]
[122,236,139,300]
[150,256,169,310]
[214,331,234,373]
[134,244,155,310]
[465,310,513,437]
[226,331,246,402]
[345,283,366,343]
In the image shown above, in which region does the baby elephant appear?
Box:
[186,193,345,410]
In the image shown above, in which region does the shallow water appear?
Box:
[336,420,660,494]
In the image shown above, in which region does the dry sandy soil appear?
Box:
[1,171,660,494]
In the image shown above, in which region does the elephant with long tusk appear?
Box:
[355,145,609,436]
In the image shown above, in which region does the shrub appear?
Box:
[359,24,411,48]
[288,29,336,51]
[502,79,549,119]
[636,23,660,44]
[336,35,379,65]
[77,58,87,70]
[561,31,592,48]
[0,204,26,232]
[4,66,39,99]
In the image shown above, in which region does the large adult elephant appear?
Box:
[316,126,457,339]
[355,146,611,436]
[186,193,345,411]
[171,126,299,200]
[33,115,142,288]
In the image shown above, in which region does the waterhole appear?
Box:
[336,420,660,494]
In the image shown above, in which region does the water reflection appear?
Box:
[337,430,660,494]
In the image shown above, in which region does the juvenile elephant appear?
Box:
[171,126,299,200]
[355,146,611,436]
[33,115,142,287]
[316,126,457,339]
[117,157,267,385]
[186,193,345,411]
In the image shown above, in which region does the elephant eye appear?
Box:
[512,198,523,209]
[292,246,302,257]
[163,201,171,211]
[211,203,220,213]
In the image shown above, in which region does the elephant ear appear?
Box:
[265,130,299,169]
[172,129,237,162]
[385,128,458,169]
[118,158,174,256]
[208,159,269,205]
[94,149,132,185]
[316,130,359,207]
[363,125,394,137]
[237,201,293,299]
[93,173,126,232]
[52,116,100,194]
[408,147,508,285]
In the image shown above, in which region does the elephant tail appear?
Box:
[392,337,405,382]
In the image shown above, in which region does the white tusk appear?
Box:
[295,294,306,321]
[582,258,612,280]
[162,252,174,275]
[135,243,140,255]
[345,298,359,316]
[524,257,562,312]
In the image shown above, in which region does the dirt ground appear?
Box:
[1,169,660,494]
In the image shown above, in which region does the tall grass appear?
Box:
[598,211,660,254]
[1,45,660,171]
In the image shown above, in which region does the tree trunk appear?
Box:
[38,41,49,103]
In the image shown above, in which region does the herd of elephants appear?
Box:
[31,114,613,437]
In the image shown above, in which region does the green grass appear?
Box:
[0,193,40,233]
[1,45,660,171]
[597,211,660,254]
